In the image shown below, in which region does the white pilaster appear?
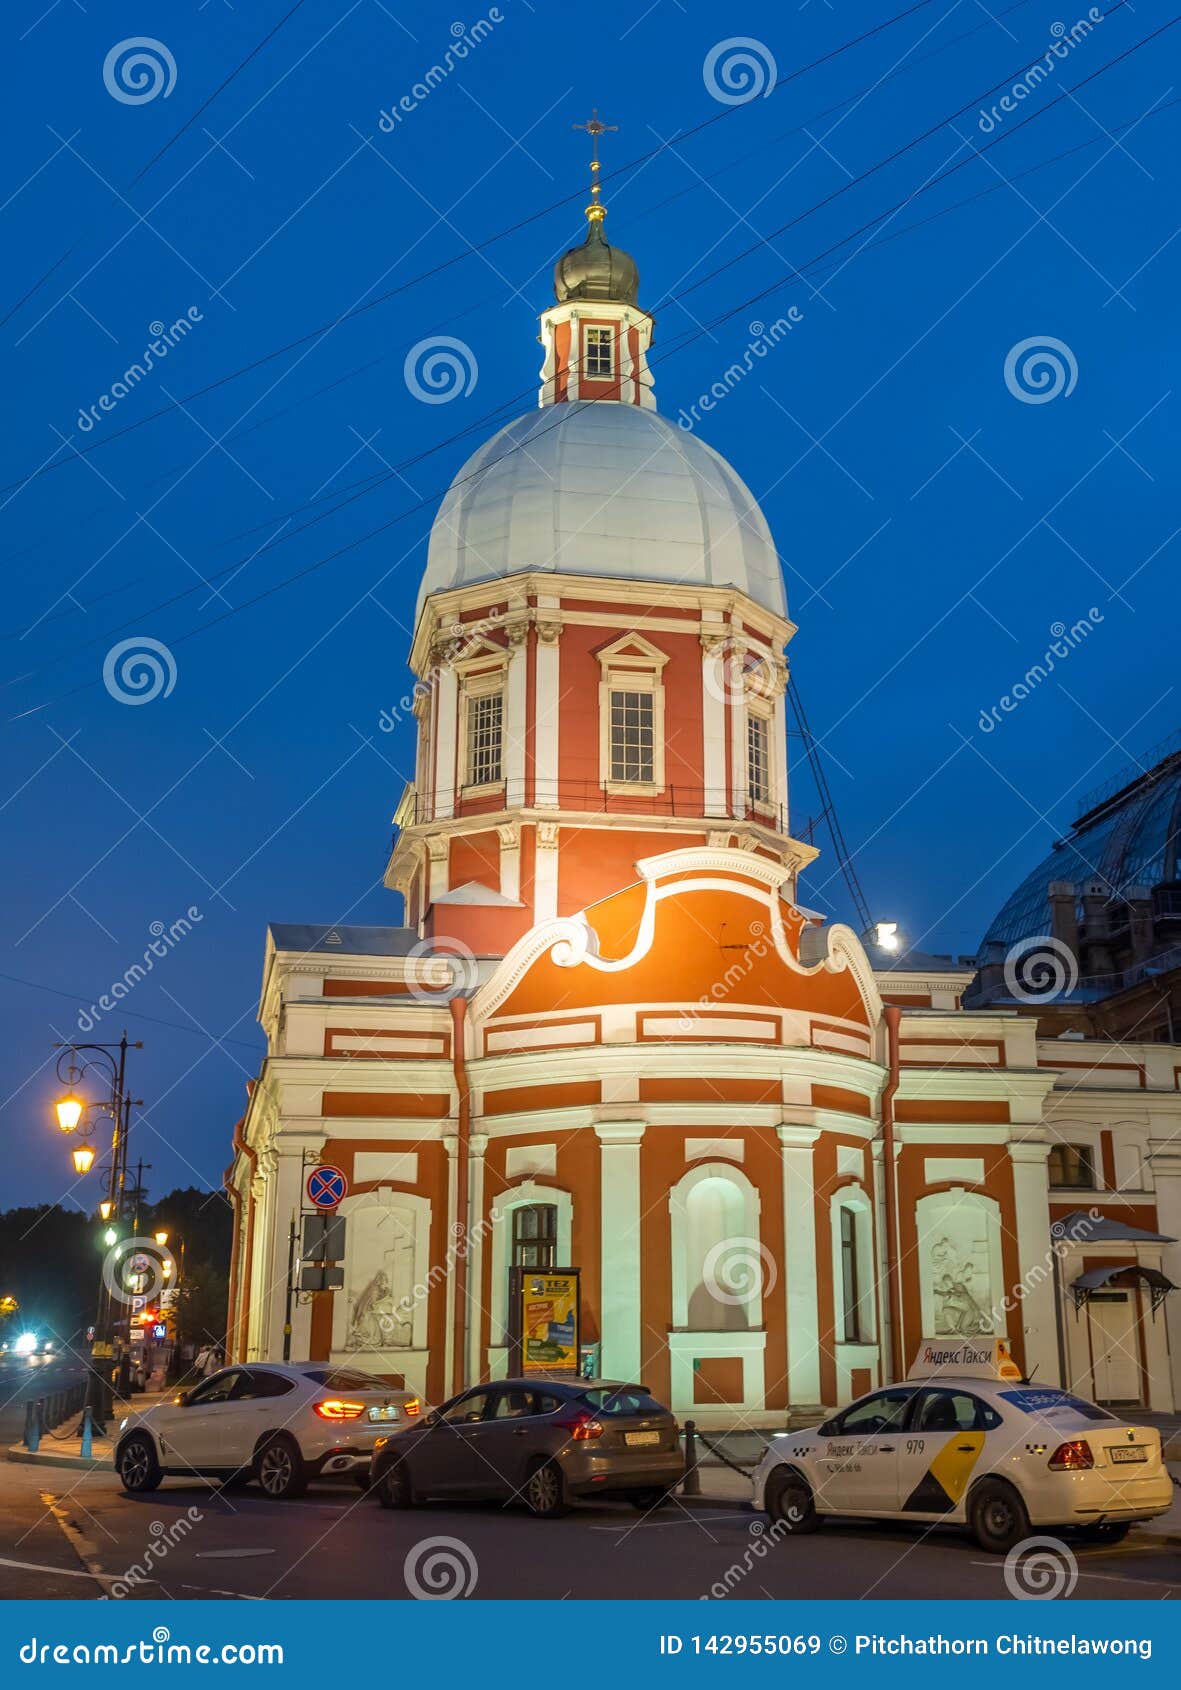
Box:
[505,630,528,808]
[779,1124,823,1407]
[701,636,728,817]
[595,1122,645,1381]
[1007,1140,1061,1386]
[466,1133,488,1384]
[728,642,748,816]
[535,822,559,921]
[443,1136,459,1401]
[435,663,458,819]
[534,615,561,807]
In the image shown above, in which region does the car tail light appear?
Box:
[404,1398,421,1418]
[563,1413,604,1442]
[1048,1439,1093,1470]
[313,1398,366,1421]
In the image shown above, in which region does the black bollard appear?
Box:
[682,1418,701,1497]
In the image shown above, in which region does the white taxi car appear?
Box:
[753,1338,1174,1552]
[115,1362,421,1499]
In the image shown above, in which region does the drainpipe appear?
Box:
[450,995,471,1394]
[880,1004,905,1382]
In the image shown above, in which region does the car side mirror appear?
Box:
[818,1417,839,1437]
[173,1390,190,1407]
[422,1410,441,1428]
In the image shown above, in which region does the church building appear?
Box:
[225,152,1181,1423]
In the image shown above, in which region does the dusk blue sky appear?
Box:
[2,0,1178,1208]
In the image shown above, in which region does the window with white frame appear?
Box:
[464,688,503,789]
[585,325,614,378]
[597,635,668,793]
[747,711,771,806]
[610,690,655,784]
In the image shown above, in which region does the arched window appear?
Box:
[670,1162,764,1333]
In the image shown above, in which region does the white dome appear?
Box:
[418,403,787,621]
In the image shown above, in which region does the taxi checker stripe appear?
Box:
[900,1431,987,1513]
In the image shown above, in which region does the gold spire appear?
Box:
[572,108,617,225]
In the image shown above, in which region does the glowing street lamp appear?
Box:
[72,1143,96,1176]
[98,1200,113,1222]
[154,1230,169,1247]
[103,1227,118,1248]
[55,1093,84,1133]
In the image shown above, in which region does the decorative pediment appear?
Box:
[594,630,669,671]
[475,845,881,1031]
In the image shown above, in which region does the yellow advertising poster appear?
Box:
[520,1270,579,1374]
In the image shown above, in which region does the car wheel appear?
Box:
[254,1434,307,1500]
[374,1462,414,1510]
[116,1432,162,1495]
[523,1459,568,1518]
[969,1479,1030,1553]
[628,1487,673,1511]
[764,1468,821,1533]
[1077,1521,1132,1545]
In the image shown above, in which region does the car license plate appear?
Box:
[625,1430,661,1447]
[368,1405,399,1423]
[1109,1445,1146,1463]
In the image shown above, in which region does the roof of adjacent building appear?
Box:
[267,923,420,956]
[980,732,1181,949]
[416,402,789,621]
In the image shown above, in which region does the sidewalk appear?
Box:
[6,1391,171,1473]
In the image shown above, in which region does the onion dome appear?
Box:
[553,217,639,305]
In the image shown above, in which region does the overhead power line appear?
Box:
[8,31,1179,717]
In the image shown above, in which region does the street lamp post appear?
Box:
[51,1033,143,1431]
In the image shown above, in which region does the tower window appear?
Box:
[609,690,655,784]
[747,713,771,806]
[585,326,614,378]
[465,690,503,788]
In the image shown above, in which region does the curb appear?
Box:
[6,1445,112,1472]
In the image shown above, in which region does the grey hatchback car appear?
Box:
[369,1377,683,1516]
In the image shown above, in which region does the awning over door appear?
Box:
[1068,1263,1177,1315]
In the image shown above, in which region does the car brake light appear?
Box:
[404,1398,421,1418]
[567,1414,604,1442]
[314,1398,366,1421]
[1048,1439,1093,1470]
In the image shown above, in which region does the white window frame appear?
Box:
[584,323,615,380]
[597,634,669,796]
[746,704,773,813]
[456,660,507,797]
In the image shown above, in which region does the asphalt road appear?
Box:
[1,1461,1179,1601]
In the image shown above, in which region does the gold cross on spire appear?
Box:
[572,108,617,224]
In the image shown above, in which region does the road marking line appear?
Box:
[970,1558,1179,1590]
[589,1511,753,1531]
